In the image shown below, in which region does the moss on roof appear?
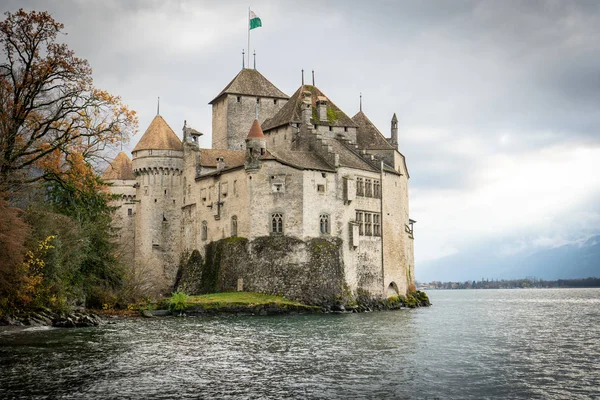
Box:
[262,85,357,132]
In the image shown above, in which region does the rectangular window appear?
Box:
[374,180,381,198]
[365,213,372,236]
[356,211,363,235]
[233,180,237,196]
[373,214,380,236]
[127,208,132,216]
[317,184,325,193]
[356,177,364,196]
[365,179,372,197]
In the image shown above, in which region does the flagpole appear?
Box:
[247,7,250,69]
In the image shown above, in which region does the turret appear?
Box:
[391,113,398,148]
[131,115,183,295]
[245,119,266,171]
[209,69,289,151]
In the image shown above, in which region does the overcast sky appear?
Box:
[5,0,600,275]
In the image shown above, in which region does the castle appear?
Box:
[102,67,416,304]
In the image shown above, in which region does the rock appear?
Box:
[332,304,345,312]
[52,312,101,328]
[151,309,170,317]
[141,310,155,318]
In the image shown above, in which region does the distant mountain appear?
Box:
[417,235,600,282]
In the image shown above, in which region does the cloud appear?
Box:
[5,0,600,272]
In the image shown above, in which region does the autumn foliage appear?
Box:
[0,9,137,194]
[0,9,137,316]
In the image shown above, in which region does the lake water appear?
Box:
[1,289,599,399]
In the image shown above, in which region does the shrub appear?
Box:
[169,291,189,312]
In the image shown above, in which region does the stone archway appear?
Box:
[386,282,399,297]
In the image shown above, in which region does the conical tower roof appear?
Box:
[392,113,398,122]
[247,119,265,139]
[209,68,289,104]
[102,152,135,180]
[133,115,182,152]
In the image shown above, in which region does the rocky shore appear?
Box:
[0,309,103,328]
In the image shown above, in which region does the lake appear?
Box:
[1,288,599,399]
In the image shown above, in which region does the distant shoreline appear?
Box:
[418,277,600,290]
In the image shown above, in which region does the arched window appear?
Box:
[319,214,330,234]
[201,221,207,241]
[231,215,238,237]
[271,213,283,233]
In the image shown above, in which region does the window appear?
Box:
[256,98,260,104]
[274,99,277,105]
[356,177,364,196]
[127,208,132,216]
[233,180,237,196]
[373,214,380,236]
[365,213,372,236]
[356,211,363,235]
[374,180,381,198]
[365,179,372,197]
[237,96,241,102]
[319,214,329,234]
[271,213,283,233]
[201,221,207,240]
[231,216,238,237]
[317,184,325,193]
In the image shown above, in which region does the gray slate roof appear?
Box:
[262,85,357,132]
[199,149,246,168]
[330,139,379,172]
[209,68,289,104]
[352,111,395,150]
[263,149,335,172]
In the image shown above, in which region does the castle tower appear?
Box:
[102,152,136,266]
[209,68,289,151]
[131,115,183,295]
[244,119,266,171]
[390,113,398,148]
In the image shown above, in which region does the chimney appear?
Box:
[301,90,312,127]
[317,96,328,123]
[216,157,225,171]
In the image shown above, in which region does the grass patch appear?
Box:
[185,292,305,307]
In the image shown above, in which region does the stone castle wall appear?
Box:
[132,150,184,295]
[176,235,347,306]
[212,94,287,151]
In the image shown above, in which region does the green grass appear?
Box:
[185,292,305,307]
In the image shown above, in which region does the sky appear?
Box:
[4,0,600,278]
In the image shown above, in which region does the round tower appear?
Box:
[131,115,183,295]
[244,119,266,171]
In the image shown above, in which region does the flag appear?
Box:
[249,10,262,30]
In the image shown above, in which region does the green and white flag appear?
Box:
[249,10,262,30]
